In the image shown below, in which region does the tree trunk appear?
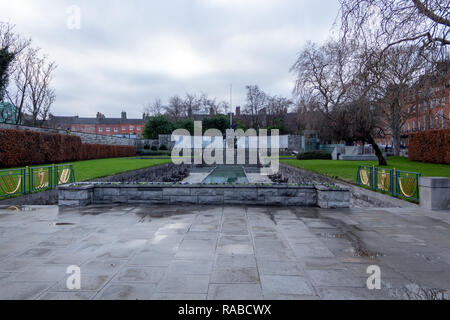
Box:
[367,135,388,166]
[391,101,402,157]
[392,128,401,157]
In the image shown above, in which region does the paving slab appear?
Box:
[0,204,449,300]
[208,284,263,300]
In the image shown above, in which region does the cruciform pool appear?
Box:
[202,166,249,184]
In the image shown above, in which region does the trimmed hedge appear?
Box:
[0,128,136,168]
[409,129,450,165]
[296,150,332,160]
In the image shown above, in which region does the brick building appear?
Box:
[377,71,450,147]
[48,111,145,138]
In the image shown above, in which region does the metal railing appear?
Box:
[356,165,420,202]
[0,164,75,198]
[0,168,26,198]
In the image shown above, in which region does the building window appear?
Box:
[407,122,411,132]
[114,128,118,133]
[122,126,126,131]
[98,128,103,132]
[106,128,111,132]
[430,115,433,128]
[90,127,94,132]
[413,120,416,130]
[137,126,141,131]
[418,120,421,130]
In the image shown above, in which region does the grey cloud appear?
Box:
[1,0,339,118]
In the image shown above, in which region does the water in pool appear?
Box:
[203,166,249,184]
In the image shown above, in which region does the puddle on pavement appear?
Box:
[133,206,198,223]
[293,208,321,219]
[316,232,347,239]
[317,221,384,259]
[292,208,384,259]
[266,212,277,225]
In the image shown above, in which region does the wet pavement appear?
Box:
[0,204,449,300]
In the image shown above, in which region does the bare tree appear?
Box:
[6,46,38,124]
[291,40,388,165]
[38,87,55,124]
[373,45,429,155]
[165,95,184,121]
[216,101,229,115]
[26,54,57,126]
[183,93,201,117]
[143,98,164,117]
[338,0,449,61]
[243,85,267,129]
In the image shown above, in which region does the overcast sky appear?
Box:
[0,0,339,118]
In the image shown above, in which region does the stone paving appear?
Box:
[0,204,449,300]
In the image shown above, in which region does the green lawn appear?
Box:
[69,157,172,181]
[6,157,172,182]
[0,157,173,200]
[280,156,450,183]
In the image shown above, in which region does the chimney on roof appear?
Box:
[96,112,105,119]
[236,106,240,116]
[121,111,127,120]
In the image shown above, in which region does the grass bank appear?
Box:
[280,156,450,183]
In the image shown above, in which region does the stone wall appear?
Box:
[93,163,189,183]
[159,135,175,150]
[0,123,136,146]
[288,135,303,152]
[420,177,450,210]
[58,183,351,208]
[0,189,58,206]
[136,139,159,150]
[280,163,419,208]
[279,164,332,184]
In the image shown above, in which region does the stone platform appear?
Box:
[58,183,351,208]
[0,204,449,300]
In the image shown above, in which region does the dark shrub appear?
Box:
[409,129,450,164]
[159,144,168,151]
[0,128,136,168]
[151,146,158,151]
[296,150,332,160]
